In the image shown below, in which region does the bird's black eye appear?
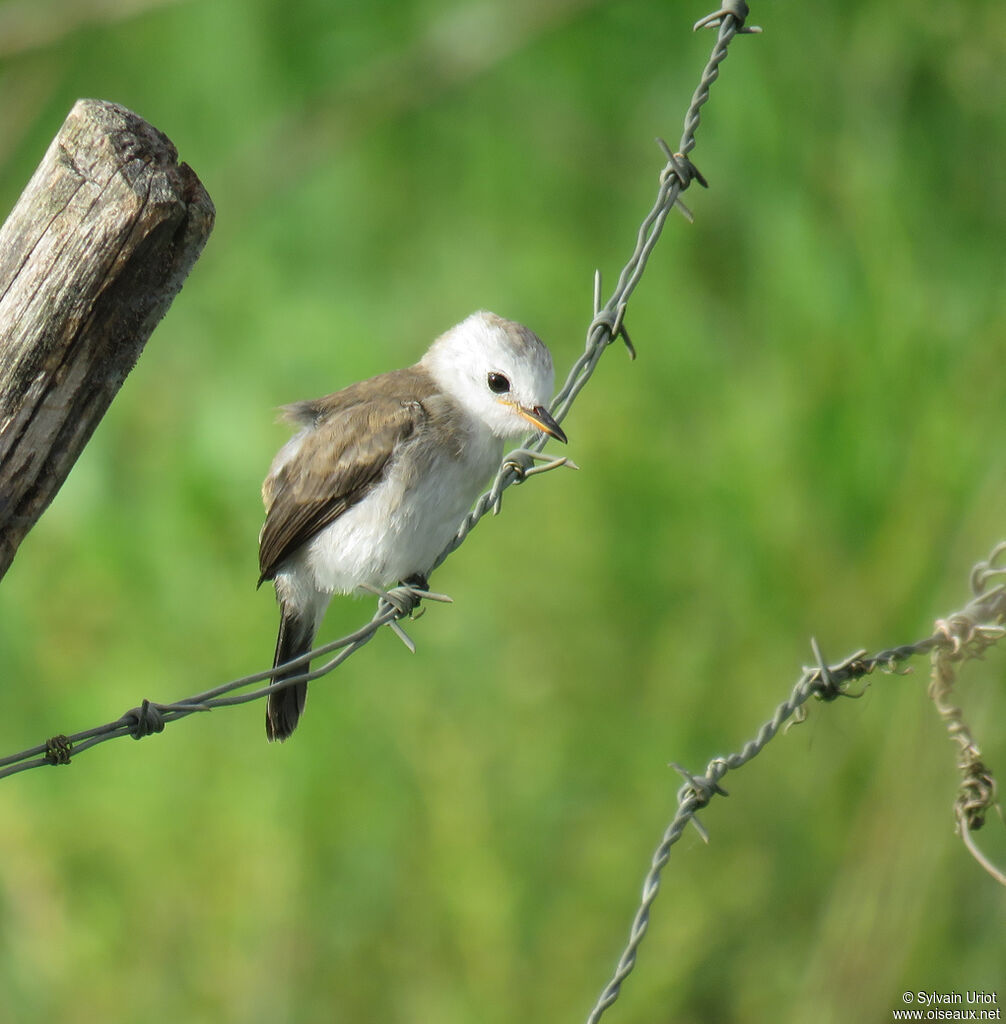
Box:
[487,372,511,395]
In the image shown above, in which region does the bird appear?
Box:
[258,310,567,741]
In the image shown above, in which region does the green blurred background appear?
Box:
[0,1,1003,1021]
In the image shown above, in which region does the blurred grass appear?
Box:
[0,0,1003,1022]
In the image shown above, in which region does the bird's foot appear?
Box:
[360,579,454,654]
[391,576,453,611]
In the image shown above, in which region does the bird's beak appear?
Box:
[512,403,568,444]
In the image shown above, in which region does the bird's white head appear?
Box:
[422,311,567,443]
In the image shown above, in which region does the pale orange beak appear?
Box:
[511,403,568,444]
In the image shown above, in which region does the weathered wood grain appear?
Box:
[0,98,214,580]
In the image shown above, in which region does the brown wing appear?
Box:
[258,372,431,585]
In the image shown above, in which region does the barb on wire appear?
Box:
[584,541,1006,1024]
[0,0,743,782]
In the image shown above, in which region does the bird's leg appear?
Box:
[402,572,429,593]
[359,576,455,655]
[361,577,453,618]
[389,574,431,626]
[390,574,454,616]
[396,574,453,606]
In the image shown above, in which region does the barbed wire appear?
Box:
[0,2,755,781]
[584,539,1006,1024]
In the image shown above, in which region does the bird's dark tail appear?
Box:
[266,608,315,742]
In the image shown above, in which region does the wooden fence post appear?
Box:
[0,98,214,581]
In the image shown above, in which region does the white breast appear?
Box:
[303,417,502,594]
